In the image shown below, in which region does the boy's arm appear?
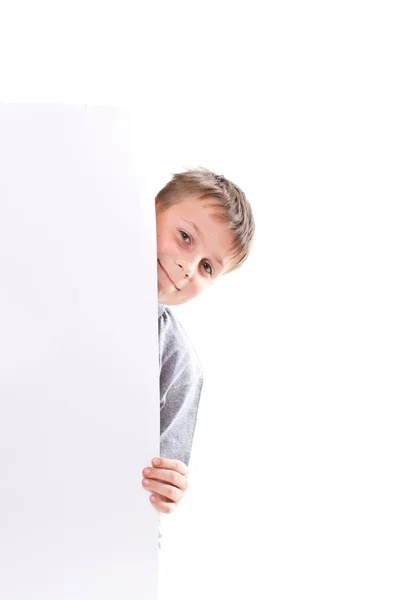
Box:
[141,307,203,515]
[158,306,203,468]
[143,360,202,514]
[159,365,202,467]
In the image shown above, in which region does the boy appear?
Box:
[141,168,255,519]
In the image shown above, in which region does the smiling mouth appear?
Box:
[158,260,180,291]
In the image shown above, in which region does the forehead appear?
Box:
[168,195,221,221]
[169,196,225,231]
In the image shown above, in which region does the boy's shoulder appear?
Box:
[158,304,202,377]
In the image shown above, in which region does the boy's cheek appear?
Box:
[179,282,209,304]
[156,237,176,259]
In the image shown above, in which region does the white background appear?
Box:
[1,1,399,598]
[0,105,160,598]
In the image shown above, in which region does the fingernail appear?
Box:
[153,458,160,466]
[144,468,151,475]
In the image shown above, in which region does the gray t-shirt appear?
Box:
[158,304,203,467]
[157,304,203,549]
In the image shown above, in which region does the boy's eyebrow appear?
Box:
[182,219,224,268]
[182,219,202,239]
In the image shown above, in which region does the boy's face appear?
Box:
[155,196,235,306]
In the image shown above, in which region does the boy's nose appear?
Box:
[178,261,194,279]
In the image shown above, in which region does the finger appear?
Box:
[142,479,183,504]
[142,467,187,490]
[152,457,188,477]
[150,494,176,515]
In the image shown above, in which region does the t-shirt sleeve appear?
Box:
[158,308,203,467]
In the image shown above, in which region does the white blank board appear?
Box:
[0,104,159,599]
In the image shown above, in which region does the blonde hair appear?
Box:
[156,168,255,272]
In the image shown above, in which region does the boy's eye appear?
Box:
[180,230,191,243]
[202,261,213,275]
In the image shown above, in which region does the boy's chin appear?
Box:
[158,290,190,306]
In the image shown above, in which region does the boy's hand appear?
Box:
[142,457,188,514]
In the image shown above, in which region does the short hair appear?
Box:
[156,168,255,272]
